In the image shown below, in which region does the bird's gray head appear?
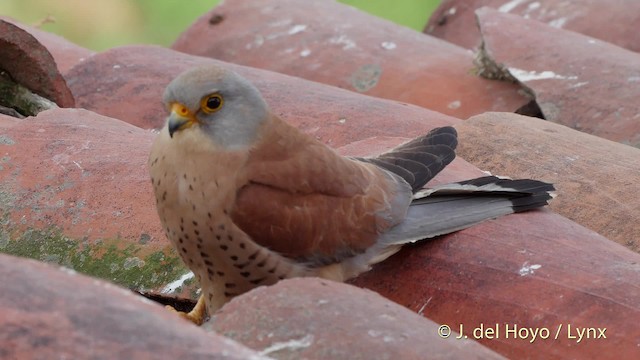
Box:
[162,65,269,150]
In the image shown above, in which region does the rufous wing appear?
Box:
[232,115,412,266]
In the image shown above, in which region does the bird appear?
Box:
[149,65,554,325]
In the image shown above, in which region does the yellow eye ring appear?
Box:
[201,94,224,113]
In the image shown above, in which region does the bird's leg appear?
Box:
[166,294,207,326]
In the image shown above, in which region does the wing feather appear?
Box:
[232,115,411,265]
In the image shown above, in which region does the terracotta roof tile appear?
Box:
[352,208,640,359]
[426,0,640,52]
[171,0,529,119]
[0,253,269,359]
[475,7,640,146]
[1,16,95,74]
[0,19,74,108]
[65,45,458,144]
[456,112,640,251]
[209,278,506,359]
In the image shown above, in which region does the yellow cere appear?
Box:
[171,103,192,118]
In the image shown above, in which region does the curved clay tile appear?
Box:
[171,0,528,119]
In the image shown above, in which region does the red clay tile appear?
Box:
[0,108,198,295]
[426,0,640,52]
[0,113,20,129]
[0,19,74,108]
[209,278,506,359]
[456,112,640,252]
[0,108,159,243]
[351,210,640,359]
[170,0,529,119]
[0,253,268,359]
[1,17,94,74]
[65,45,459,143]
[475,7,640,146]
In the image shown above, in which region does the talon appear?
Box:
[165,295,207,325]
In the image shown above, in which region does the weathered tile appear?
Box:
[0,108,190,294]
[475,7,640,146]
[0,113,20,129]
[352,210,640,359]
[170,0,529,119]
[426,0,640,52]
[0,253,269,360]
[1,16,95,74]
[456,112,640,252]
[0,19,74,108]
[209,278,506,360]
[65,45,459,144]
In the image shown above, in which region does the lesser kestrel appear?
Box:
[149,65,554,324]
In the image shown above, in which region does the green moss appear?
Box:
[0,225,188,291]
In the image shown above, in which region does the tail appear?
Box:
[380,176,556,245]
[359,126,555,245]
[340,176,555,278]
[340,126,554,279]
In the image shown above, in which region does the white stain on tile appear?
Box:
[59,266,78,276]
[527,2,541,11]
[329,35,357,50]
[447,100,462,109]
[300,49,311,57]
[288,24,307,35]
[161,271,194,294]
[246,35,265,50]
[519,262,542,276]
[264,24,306,41]
[628,76,640,82]
[523,1,540,17]
[381,41,397,50]
[509,68,578,81]
[259,334,314,356]
[417,297,432,316]
[266,32,287,41]
[268,19,293,27]
[548,17,568,28]
[499,0,528,13]
[569,81,589,89]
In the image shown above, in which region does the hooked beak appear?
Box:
[168,103,197,138]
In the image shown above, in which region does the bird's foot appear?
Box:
[166,294,207,326]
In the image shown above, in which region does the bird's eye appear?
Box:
[201,94,224,113]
